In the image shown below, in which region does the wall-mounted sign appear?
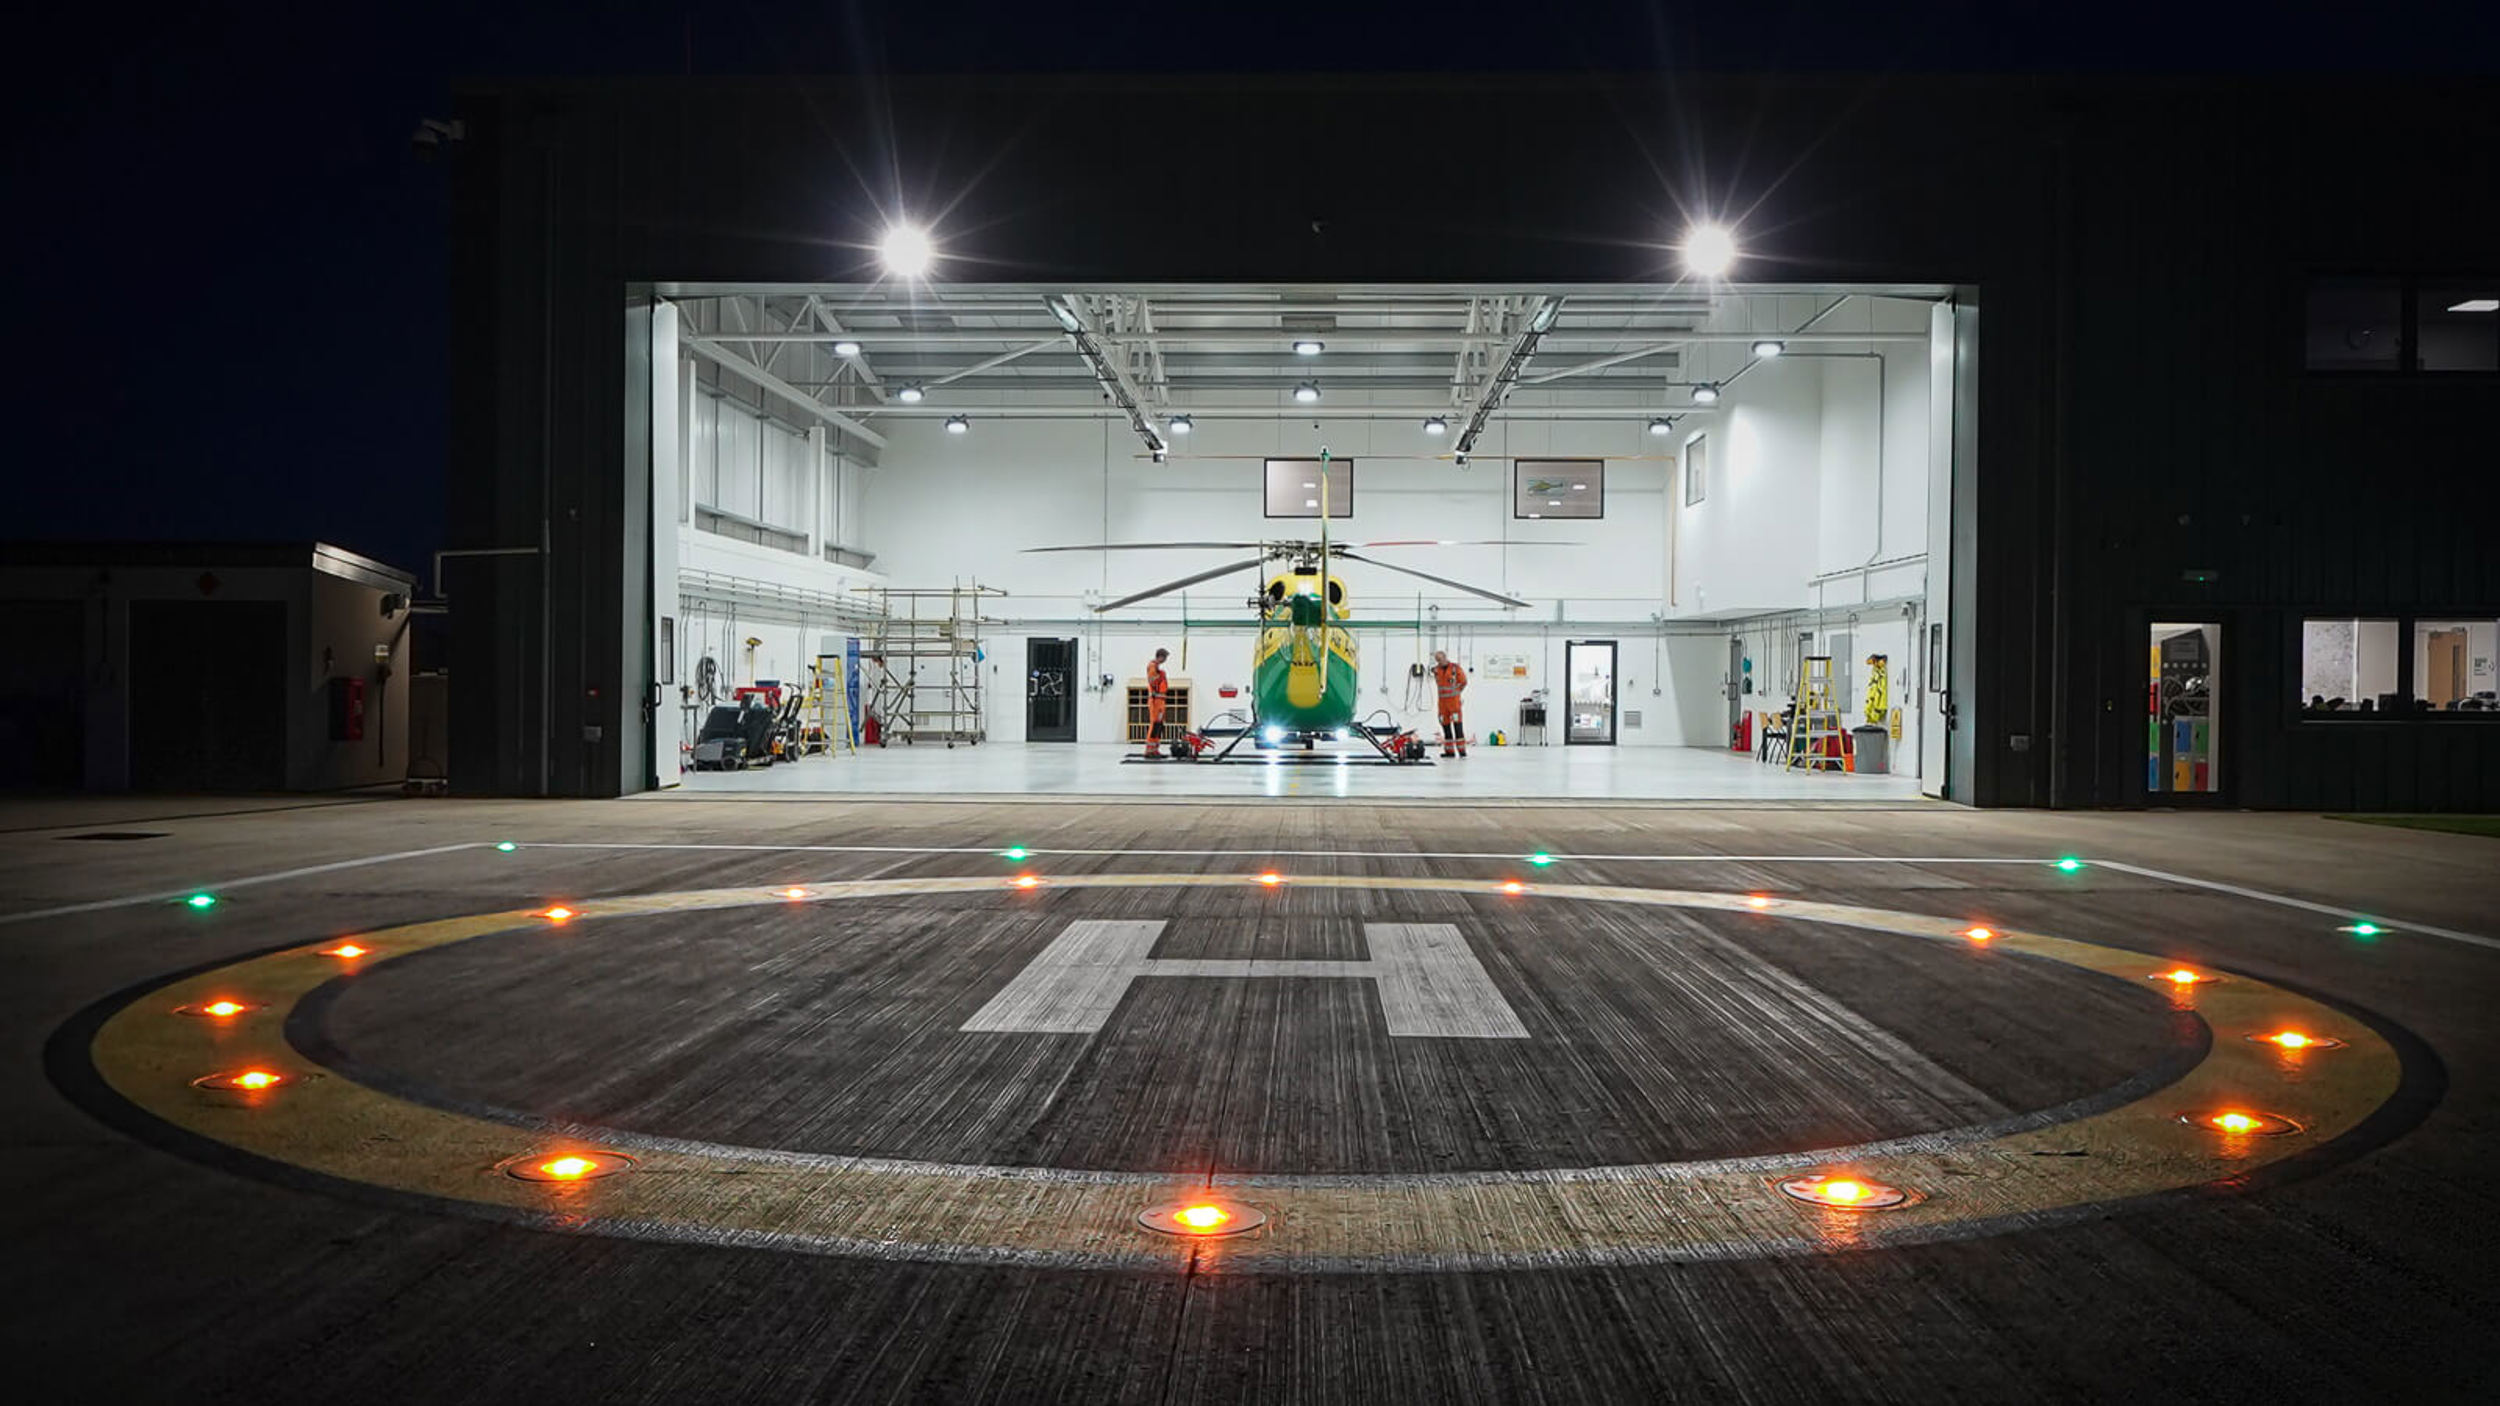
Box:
[1482,652,1531,678]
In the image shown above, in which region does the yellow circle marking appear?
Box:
[86,875,2404,1270]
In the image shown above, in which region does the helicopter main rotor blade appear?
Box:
[1340,539,1584,549]
[1094,557,1270,613]
[1024,541,1271,553]
[1333,551,1534,610]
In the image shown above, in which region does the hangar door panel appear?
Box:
[130,600,286,791]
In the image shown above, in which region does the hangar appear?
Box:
[441,75,2500,808]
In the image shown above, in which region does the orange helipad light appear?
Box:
[1964,926,1995,942]
[175,998,262,1018]
[205,1000,245,1017]
[503,1149,634,1182]
[2248,1030,2343,1051]
[193,1068,288,1092]
[1501,881,1526,894]
[783,887,809,899]
[325,943,368,959]
[1259,873,1282,886]
[1014,874,1042,889]
[1747,895,1774,909]
[543,906,576,922]
[2179,1108,2300,1137]
[1777,1174,1912,1210]
[2153,967,2216,985]
[1136,1196,1266,1238]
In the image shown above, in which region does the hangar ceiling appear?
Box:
[662,284,1940,459]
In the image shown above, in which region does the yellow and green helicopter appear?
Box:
[1026,455,1545,761]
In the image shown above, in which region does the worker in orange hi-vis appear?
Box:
[1143,647,1171,756]
[1431,650,1469,758]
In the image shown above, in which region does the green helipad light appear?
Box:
[184,894,217,910]
[2055,857,2084,873]
[1528,853,1556,867]
[496,842,518,853]
[2344,922,2382,937]
[1002,847,1031,861]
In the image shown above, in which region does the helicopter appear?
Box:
[1025,453,1551,761]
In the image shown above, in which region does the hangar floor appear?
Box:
[9,798,2494,1402]
[671,741,1927,803]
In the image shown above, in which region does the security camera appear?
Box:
[1454,452,1469,467]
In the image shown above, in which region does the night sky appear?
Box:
[4,2,2489,578]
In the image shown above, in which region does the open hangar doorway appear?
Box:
[638,283,1960,802]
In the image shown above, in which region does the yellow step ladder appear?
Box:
[1787,655,1847,771]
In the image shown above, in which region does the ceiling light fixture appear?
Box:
[944,415,969,434]
[1680,223,1738,278]
[1293,339,1325,356]
[1293,381,1321,404]
[1168,414,1193,434]
[832,339,862,357]
[1423,416,1448,436]
[1692,383,1721,404]
[897,383,926,403]
[1752,339,1786,357]
[878,223,935,279]
[1648,416,1674,436]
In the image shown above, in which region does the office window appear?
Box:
[1264,458,1352,518]
[1515,459,1604,519]
[2304,280,2402,371]
[1684,436,1708,505]
[2415,285,2500,372]
[2298,619,2397,716]
[2412,618,2500,712]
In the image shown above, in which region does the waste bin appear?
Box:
[1851,725,1890,774]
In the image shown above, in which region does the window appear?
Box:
[660,617,677,685]
[2305,276,2500,373]
[2416,285,2500,372]
[1514,459,1604,519]
[2298,619,2397,716]
[2413,618,2500,712]
[1264,458,1351,518]
[1684,436,1708,506]
[2305,280,2402,371]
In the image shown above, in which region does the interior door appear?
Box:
[1566,640,1617,745]
[1026,637,1077,741]
[1726,635,1745,744]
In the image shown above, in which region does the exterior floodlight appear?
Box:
[832,339,862,357]
[1752,340,1785,357]
[1648,417,1674,436]
[897,383,926,403]
[1681,222,1738,277]
[1423,416,1448,435]
[944,415,970,434]
[879,223,934,278]
[1293,339,1325,356]
[1293,382,1321,404]
[1167,414,1193,434]
[1692,383,1721,404]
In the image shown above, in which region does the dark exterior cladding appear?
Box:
[444,73,2500,807]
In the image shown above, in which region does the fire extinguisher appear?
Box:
[863,713,882,746]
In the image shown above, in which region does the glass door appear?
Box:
[2147,621,2222,796]
[1566,640,1617,745]
[1025,637,1077,742]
